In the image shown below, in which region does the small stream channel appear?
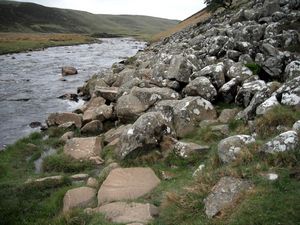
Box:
[0,38,146,149]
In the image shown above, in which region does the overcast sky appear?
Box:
[14,0,206,20]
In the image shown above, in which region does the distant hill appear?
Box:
[0,1,179,38]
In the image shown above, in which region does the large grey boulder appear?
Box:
[218,135,256,163]
[183,77,217,102]
[130,86,180,109]
[47,112,82,128]
[274,76,300,106]
[118,112,173,159]
[93,202,159,224]
[256,95,280,115]
[154,97,217,137]
[166,55,192,83]
[64,137,102,160]
[235,80,268,107]
[173,140,210,158]
[104,125,132,144]
[83,105,113,123]
[218,108,240,123]
[293,120,300,133]
[97,167,160,205]
[116,94,148,122]
[194,62,226,89]
[260,131,299,154]
[204,177,252,218]
[63,187,96,212]
[227,63,253,81]
[219,78,239,103]
[284,61,300,81]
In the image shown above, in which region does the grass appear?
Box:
[255,105,300,139]
[0,33,97,55]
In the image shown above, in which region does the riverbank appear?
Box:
[0,33,98,55]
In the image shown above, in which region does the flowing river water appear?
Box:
[0,38,146,149]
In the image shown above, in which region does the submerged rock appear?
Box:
[62,66,78,76]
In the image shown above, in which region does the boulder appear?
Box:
[97,167,160,205]
[118,112,173,159]
[130,86,180,108]
[83,105,113,123]
[256,96,280,115]
[98,162,120,181]
[166,55,192,83]
[58,121,76,129]
[93,202,158,224]
[219,78,239,103]
[104,125,132,144]
[262,56,283,78]
[293,120,300,134]
[116,94,147,122]
[62,66,77,76]
[63,187,96,212]
[274,76,300,106]
[183,77,217,102]
[211,125,230,136]
[284,61,300,81]
[218,108,240,123]
[81,120,103,134]
[218,135,256,163]
[227,63,253,81]
[81,97,106,112]
[260,131,299,154]
[154,97,217,137]
[60,131,74,142]
[87,178,99,188]
[94,86,119,102]
[70,174,89,181]
[173,140,210,158]
[64,137,102,160]
[204,177,252,218]
[194,62,226,89]
[235,80,268,107]
[47,112,82,128]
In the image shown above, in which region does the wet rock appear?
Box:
[58,93,78,102]
[64,137,102,160]
[47,112,82,128]
[118,112,173,159]
[97,167,160,205]
[63,187,96,212]
[29,121,42,128]
[93,202,159,224]
[260,131,299,154]
[81,120,103,135]
[183,76,217,102]
[62,66,78,76]
[218,135,256,163]
[154,97,217,137]
[218,108,240,123]
[204,177,253,218]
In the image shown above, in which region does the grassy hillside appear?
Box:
[0,1,179,38]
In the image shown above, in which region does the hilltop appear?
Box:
[0,1,179,38]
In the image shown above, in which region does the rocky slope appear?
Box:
[3,0,300,224]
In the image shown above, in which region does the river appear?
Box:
[0,38,146,149]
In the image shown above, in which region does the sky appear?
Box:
[14,0,206,20]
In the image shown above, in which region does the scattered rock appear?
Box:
[58,93,79,102]
[47,112,82,128]
[173,140,210,158]
[81,120,103,134]
[218,135,256,163]
[260,131,299,154]
[63,187,96,212]
[64,137,103,160]
[218,108,240,123]
[70,174,89,181]
[93,202,159,224]
[97,167,160,205]
[62,66,78,76]
[60,131,74,142]
[204,177,252,218]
